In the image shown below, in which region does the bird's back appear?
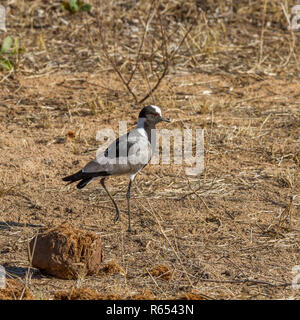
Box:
[83,128,152,176]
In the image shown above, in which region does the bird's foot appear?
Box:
[127,227,136,234]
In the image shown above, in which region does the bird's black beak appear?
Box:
[160,117,171,123]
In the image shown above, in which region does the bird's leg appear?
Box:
[126,178,133,232]
[100,178,120,222]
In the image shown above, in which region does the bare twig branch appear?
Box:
[138,9,200,104]
[97,3,200,105]
[126,0,157,87]
[97,12,139,104]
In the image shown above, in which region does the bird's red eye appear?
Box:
[154,113,158,117]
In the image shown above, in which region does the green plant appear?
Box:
[0,36,24,71]
[62,0,92,13]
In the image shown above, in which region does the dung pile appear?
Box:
[149,264,173,281]
[0,279,34,300]
[29,222,103,279]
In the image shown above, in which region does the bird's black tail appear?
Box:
[62,170,110,189]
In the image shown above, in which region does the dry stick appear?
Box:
[97,14,138,104]
[97,5,199,105]
[196,277,291,288]
[120,231,128,288]
[280,2,298,68]
[185,177,220,221]
[259,0,268,65]
[96,4,156,104]
[278,195,295,227]
[19,230,39,300]
[126,0,157,87]
[0,69,14,83]
[135,188,194,287]
[137,13,169,105]
[139,61,155,104]
[179,175,218,201]
[137,195,213,300]
[138,59,169,105]
[158,12,170,67]
[5,278,17,300]
[146,268,167,297]
[138,11,200,105]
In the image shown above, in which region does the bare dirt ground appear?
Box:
[0,0,299,300]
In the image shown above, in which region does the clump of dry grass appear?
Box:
[100,260,125,275]
[149,264,173,281]
[0,279,34,300]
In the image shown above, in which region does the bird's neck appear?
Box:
[137,118,156,143]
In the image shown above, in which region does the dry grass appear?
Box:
[54,287,121,300]
[0,279,34,300]
[0,0,299,300]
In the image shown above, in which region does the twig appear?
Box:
[135,185,194,287]
[96,4,200,105]
[138,10,200,104]
[196,277,292,288]
[258,0,268,64]
[126,0,157,87]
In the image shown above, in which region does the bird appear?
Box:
[62,105,170,232]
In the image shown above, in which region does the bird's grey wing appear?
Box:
[82,159,107,173]
[81,133,133,175]
[85,129,151,176]
[104,132,135,159]
[83,156,128,176]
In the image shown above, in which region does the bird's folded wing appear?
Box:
[104,132,135,159]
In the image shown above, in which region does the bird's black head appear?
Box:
[138,105,170,125]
